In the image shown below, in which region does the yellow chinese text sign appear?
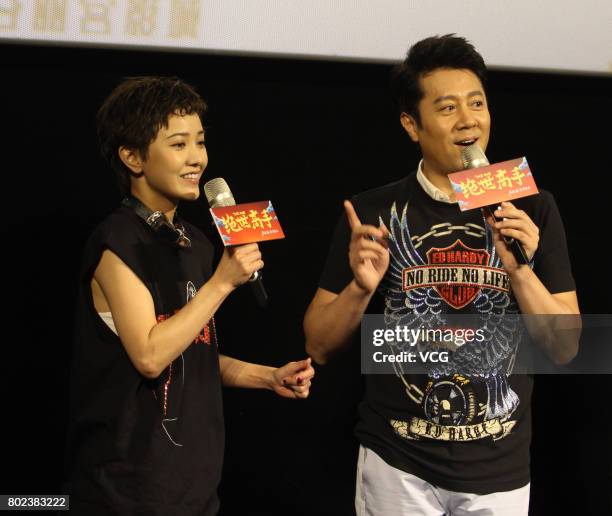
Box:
[448,157,539,211]
[210,201,285,246]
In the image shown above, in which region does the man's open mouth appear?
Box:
[455,138,478,147]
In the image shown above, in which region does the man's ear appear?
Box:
[118,146,144,174]
[400,113,419,143]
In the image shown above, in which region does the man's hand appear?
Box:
[484,201,539,274]
[270,358,315,399]
[211,243,263,294]
[345,200,390,294]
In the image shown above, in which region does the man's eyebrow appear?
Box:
[165,130,205,139]
[432,91,484,104]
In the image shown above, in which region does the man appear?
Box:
[304,35,578,515]
[64,76,314,515]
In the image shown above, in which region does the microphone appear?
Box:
[203,178,269,308]
[460,144,530,265]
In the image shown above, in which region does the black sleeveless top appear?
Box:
[64,205,224,515]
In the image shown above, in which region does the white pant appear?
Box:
[355,445,530,516]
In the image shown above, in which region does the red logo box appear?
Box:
[448,157,539,211]
[210,200,285,246]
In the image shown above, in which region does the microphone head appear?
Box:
[460,143,490,169]
[203,177,236,208]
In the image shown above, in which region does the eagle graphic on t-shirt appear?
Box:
[379,202,524,432]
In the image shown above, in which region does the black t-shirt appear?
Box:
[319,171,575,494]
[64,206,224,515]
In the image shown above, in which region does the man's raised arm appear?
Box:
[304,201,390,364]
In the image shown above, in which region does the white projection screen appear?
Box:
[1,0,611,74]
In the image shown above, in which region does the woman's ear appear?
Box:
[118,146,144,174]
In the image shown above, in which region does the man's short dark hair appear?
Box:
[97,76,207,196]
[390,34,488,125]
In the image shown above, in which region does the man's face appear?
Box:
[138,113,207,203]
[401,68,490,176]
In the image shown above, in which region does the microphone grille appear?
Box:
[461,143,490,169]
[203,177,236,207]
